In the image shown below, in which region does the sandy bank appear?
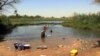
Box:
[0,37,100,56]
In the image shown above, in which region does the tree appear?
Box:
[0,0,20,41]
[35,15,42,18]
[94,0,100,3]
[0,0,19,11]
[14,10,19,17]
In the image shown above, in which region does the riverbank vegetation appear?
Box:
[0,15,66,26]
[62,12,100,31]
[0,17,13,41]
[0,0,20,41]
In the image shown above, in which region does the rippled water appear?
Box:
[6,25,100,40]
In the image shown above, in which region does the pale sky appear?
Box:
[5,0,100,17]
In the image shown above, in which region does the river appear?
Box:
[6,24,100,41]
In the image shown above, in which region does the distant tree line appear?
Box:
[0,14,67,20]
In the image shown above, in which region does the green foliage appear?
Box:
[62,12,100,31]
[0,15,67,26]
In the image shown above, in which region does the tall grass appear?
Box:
[62,12,100,31]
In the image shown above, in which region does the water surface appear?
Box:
[6,25,100,40]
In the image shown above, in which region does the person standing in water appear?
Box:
[41,30,46,43]
[43,25,48,31]
[50,29,53,34]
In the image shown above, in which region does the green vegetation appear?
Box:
[0,15,66,26]
[62,12,100,31]
[1,12,100,32]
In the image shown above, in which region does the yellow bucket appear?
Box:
[70,49,78,56]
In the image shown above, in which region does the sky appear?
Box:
[5,0,100,17]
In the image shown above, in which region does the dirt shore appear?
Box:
[0,37,100,56]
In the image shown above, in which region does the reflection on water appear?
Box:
[41,37,46,43]
[6,24,100,41]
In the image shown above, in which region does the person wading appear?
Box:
[41,30,46,43]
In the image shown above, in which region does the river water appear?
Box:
[6,24,100,40]
[4,24,100,48]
